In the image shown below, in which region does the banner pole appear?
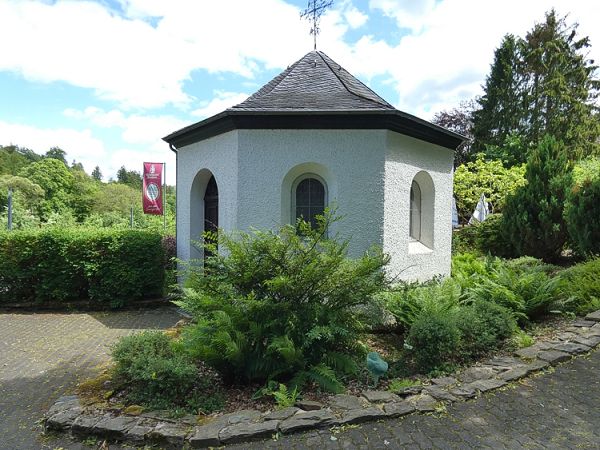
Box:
[7,187,12,231]
[163,162,166,230]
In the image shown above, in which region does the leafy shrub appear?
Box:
[555,258,600,315]
[451,226,480,255]
[112,331,223,412]
[511,329,534,349]
[404,309,461,374]
[502,135,573,261]
[381,278,461,331]
[178,213,389,392]
[456,300,516,360]
[453,155,526,224]
[564,157,600,257]
[0,228,165,307]
[473,214,515,257]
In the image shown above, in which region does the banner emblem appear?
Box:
[143,162,163,215]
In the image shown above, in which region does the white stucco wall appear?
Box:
[383,131,454,281]
[175,127,454,282]
[236,129,387,258]
[176,130,239,262]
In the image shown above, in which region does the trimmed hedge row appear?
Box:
[0,229,165,308]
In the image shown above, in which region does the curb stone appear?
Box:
[44,309,600,448]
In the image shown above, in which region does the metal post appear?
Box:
[130,206,134,228]
[7,187,12,231]
[163,162,166,230]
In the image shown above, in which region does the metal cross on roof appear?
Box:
[300,0,333,50]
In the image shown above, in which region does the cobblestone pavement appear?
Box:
[231,349,600,450]
[0,308,181,450]
[3,310,600,449]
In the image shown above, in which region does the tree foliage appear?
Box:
[431,100,475,166]
[453,154,526,223]
[564,156,600,257]
[473,10,600,164]
[502,136,573,261]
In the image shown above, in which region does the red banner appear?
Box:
[142,162,163,215]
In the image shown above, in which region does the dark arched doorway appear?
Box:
[204,175,218,260]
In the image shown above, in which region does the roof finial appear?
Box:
[300,0,333,51]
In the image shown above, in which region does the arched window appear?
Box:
[409,180,421,241]
[293,175,326,229]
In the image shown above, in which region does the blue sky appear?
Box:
[1,0,599,184]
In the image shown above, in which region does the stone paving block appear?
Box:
[498,366,530,382]
[551,342,591,355]
[424,385,458,402]
[383,401,415,417]
[449,385,477,399]
[189,418,228,448]
[516,346,543,359]
[263,407,299,421]
[585,310,600,322]
[572,335,600,348]
[485,356,526,369]
[468,378,507,393]
[430,376,457,386]
[70,413,103,436]
[93,415,139,440]
[361,390,400,403]
[537,350,572,364]
[526,359,550,371]
[338,407,385,425]
[295,400,324,411]
[127,421,155,443]
[573,319,597,327]
[279,410,336,434]
[222,409,262,424]
[329,394,369,411]
[219,420,279,444]
[459,367,497,383]
[45,407,83,431]
[407,394,437,412]
[149,422,189,447]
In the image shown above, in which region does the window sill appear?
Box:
[408,241,433,255]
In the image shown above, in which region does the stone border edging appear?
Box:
[44,310,600,449]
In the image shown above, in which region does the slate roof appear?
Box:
[164,51,464,150]
[231,51,395,111]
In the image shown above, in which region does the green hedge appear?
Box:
[0,228,165,308]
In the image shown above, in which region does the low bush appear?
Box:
[404,309,461,374]
[564,157,600,257]
[0,228,165,307]
[177,213,389,392]
[555,258,600,315]
[456,300,516,360]
[112,331,223,412]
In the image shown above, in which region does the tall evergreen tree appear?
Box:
[473,10,600,165]
[521,10,600,159]
[472,34,524,157]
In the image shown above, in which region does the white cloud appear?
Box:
[191,91,250,119]
[0,120,107,173]
[0,0,312,109]
[64,107,189,145]
[369,0,435,32]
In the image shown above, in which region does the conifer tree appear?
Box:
[502,135,572,261]
[473,10,600,165]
